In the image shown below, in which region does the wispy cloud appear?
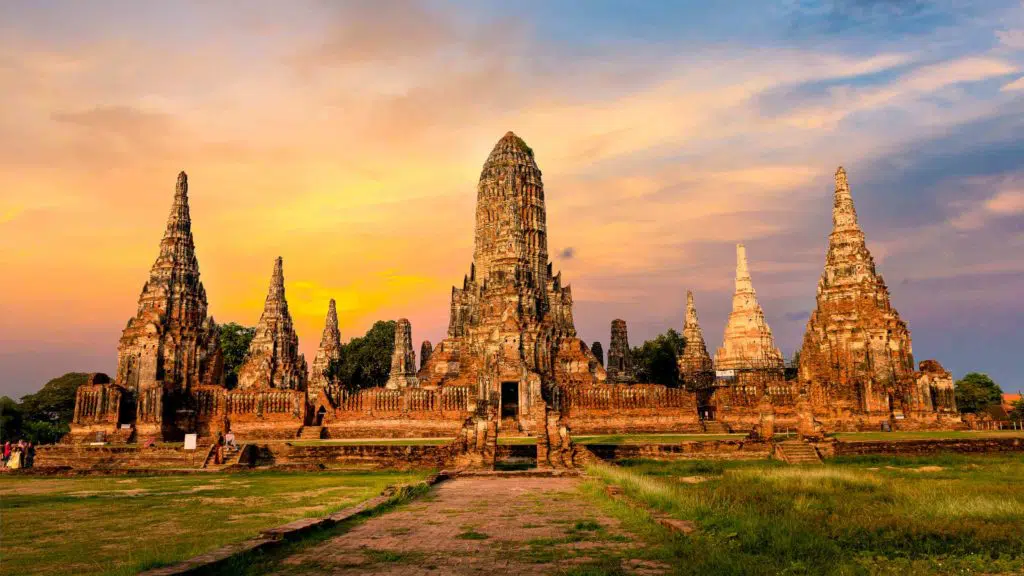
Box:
[1,0,1023,396]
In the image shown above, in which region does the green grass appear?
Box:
[455,529,490,540]
[832,429,1024,441]
[585,454,1024,575]
[0,469,429,576]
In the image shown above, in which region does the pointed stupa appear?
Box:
[714,244,784,372]
[606,319,636,384]
[473,131,548,287]
[419,340,433,371]
[418,130,601,395]
[678,291,713,382]
[799,167,915,413]
[308,299,342,400]
[237,257,308,390]
[385,318,419,389]
[115,171,221,392]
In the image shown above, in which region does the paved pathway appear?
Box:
[269,475,670,575]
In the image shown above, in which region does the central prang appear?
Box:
[417,132,606,433]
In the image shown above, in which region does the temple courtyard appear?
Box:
[2,449,1022,576]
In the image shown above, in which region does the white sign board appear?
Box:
[184,434,198,450]
[715,370,736,378]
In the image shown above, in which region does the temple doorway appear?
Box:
[315,406,327,426]
[500,382,519,420]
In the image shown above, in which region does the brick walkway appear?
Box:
[269,475,669,575]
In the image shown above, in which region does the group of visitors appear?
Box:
[2,440,35,469]
[211,430,237,465]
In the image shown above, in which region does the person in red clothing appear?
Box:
[2,441,11,466]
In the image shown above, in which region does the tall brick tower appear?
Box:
[799,167,915,416]
[115,171,222,394]
[419,132,605,430]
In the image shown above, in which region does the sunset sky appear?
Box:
[2,0,1023,398]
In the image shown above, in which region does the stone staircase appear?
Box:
[202,443,244,469]
[702,421,730,434]
[775,439,822,465]
[298,426,324,440]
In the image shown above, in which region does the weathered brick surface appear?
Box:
[678,291,714,389]
[308,299,342,403]
[237,257,308,391]
[417,132,605,432]
[715,244,785,373]
[830,437,1024,456]
[605,319,636,384]
[384,318,419,389]
[798,168,960,429]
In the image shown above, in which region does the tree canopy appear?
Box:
[631,329,686,387]
[1009,399,1024,422]
[954,372,1003,414]
[325,320,397,392]
[3,372,90,444]
[220,322,255,388]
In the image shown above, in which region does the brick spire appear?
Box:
[715,243,784,371]
[832,166,860,233]
[115,171,221,391]
[308,298,341,399]
[799,167,915,413]
[678,290,713,375]
[237,257,308,390]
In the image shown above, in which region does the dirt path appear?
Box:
[269,475,669,575]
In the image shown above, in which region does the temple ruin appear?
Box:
[308,299,342,404]
[385,319,419,390]
[605,319,636,384]
[69,139,962,446]
[798,167,958,429]
[417,132,606,432]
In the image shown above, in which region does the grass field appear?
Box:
[0,470,429,576]
[585,454,1024,575]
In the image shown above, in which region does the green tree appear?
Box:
[631,329,686,387]
[0,396,23,442]
[220,322,256,388]
[19,372,89,424]
[1008,399,1024,422]
[326,320,397,392]
[954,372,1003,414]
[3,373,90,444]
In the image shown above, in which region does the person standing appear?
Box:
[25,442,35,468]
[2,441,11,466]
[7,446,21,469]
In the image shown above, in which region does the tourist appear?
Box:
[25,442,35,468]
[7,445,22,470]
[225,430,236,449]
[2,441,10,466]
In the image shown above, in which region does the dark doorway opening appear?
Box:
[315,406,326,426]
[500,382,519,420]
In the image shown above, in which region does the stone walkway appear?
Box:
[269,475,670,575]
